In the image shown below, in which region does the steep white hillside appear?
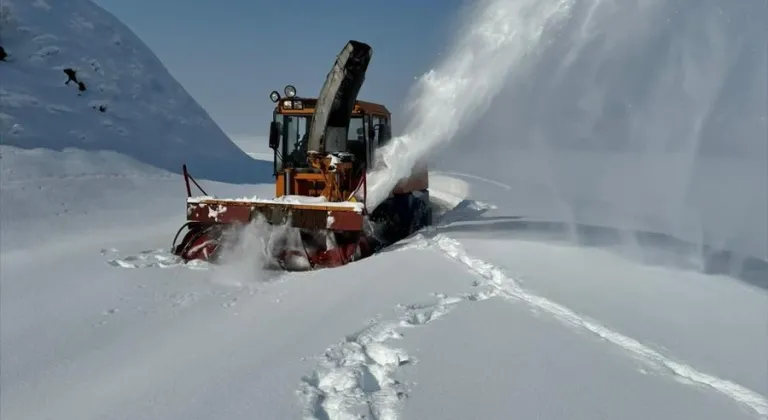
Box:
[0,0,262,184]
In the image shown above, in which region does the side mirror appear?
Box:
[269,121,280,149]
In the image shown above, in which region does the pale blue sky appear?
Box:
[93,0,467,138]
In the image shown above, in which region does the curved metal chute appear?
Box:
[307,40,373,154]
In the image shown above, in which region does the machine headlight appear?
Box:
[269,90,280,103]
[284,85,297,98]
[283,100,293,109]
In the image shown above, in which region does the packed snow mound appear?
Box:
[0,0,262,183]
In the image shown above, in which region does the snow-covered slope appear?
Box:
[1,1,766,420]
[230,133,273,161]
[0,0,262,184]
[0,0,270,249]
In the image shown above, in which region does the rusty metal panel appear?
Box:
[187,200,365,232]
[328,210,364,231]
[186,202,252,224]
[252,205,291,226]
[216,205,251,223]
[291,208,330,230]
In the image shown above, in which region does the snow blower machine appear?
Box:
[171,40,432,270]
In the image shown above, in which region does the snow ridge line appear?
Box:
[429,233,768,418]
[0,172,175,184]
[297,247,499,420]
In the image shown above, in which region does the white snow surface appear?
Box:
[2,1,767,420]
[4,166,767,420]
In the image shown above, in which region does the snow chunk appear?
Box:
[364,342,409,367]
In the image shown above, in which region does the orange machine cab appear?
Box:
[271,98,428,200]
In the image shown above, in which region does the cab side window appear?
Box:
[378,117,392,145]
[371,116,382,148]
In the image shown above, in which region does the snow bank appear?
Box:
[432,0,767,263]
[0,0,263,184]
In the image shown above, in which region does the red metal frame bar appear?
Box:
[183,164,192,197]
[182,164,208,197]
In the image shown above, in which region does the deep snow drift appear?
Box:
[1,1,767,420]
[0,0,261,184]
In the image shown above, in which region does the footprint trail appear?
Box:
[297,250,500,420]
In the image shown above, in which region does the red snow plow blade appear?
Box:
[170,164,376,271]
[184,197,366,232]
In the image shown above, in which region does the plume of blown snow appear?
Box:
[209,216,282,287]
[432,0,768,263]
[209,214,316,286]
[363,0,575,209]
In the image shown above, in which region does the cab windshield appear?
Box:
[274,113,366,169]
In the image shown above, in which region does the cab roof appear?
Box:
[276,98,390,116]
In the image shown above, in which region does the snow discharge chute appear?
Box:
[308,40,372,155]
